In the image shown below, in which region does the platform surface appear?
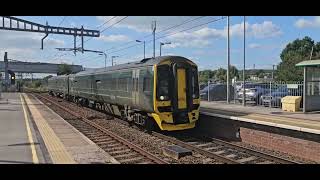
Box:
[0,93,119,164]
[0,93,45,164]
[200,101,320,135]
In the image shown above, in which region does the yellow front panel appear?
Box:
[177,68,187,109]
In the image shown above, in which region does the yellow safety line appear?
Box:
[23,94,75,164]
[20,93,39,164]
[202,107,320,129]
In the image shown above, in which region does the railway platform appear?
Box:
[0,92,118,164]
[200,101,320,135]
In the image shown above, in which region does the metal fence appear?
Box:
[200,81,304,109]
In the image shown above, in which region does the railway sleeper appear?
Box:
[104,146,128,152]
[103,143,124,148]
[113,152,138,159]
[195,143,214,147]
[108,149,132,155]
[90,137,113,142]
[237,156,258,163]
[118,156,145,164]
[94,140,117,144]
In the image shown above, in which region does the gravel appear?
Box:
[36,93,313,164]
[36,93,220,164]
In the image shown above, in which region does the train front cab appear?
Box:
[151,58,200,131]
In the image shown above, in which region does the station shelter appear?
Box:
[296,60,320,112]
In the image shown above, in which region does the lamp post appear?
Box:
[136,40,145,59]
[111,56,118,66]
[310,46,314,60]
[99,52,107,68]
[160,42,171,56]
[242,16,246,106]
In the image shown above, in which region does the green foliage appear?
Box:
[277,36,320,81]
[198,65,239,83]
[256,69,265,78]
[199,70,215,83]
[58,63,72,75]
[34,81,42,88]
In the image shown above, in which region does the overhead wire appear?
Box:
[104,16,207,53]
[110,16,226,56]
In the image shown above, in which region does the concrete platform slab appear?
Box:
[162,145,192,160]
[0,93,45,164]
[200,101,320,135]
[23,93,119,164]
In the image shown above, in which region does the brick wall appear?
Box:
[240,127,320,162]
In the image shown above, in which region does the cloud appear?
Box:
[97,34,131,42]
[294,16,320,28]
[0,18,64,56]
[96,17,282,49]
[96,16,207,32]
[162,21,281,49]
[0,30,65,61]
[248,43,261,49]
[228,21,282,38]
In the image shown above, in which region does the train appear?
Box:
[48,56,200,131]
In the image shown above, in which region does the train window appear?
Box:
[96,80,101,84]
[111,78,117,90]
[118,78,128,92]
[157,65,170,101]
[192,67,199,99]
[143,77,152,92]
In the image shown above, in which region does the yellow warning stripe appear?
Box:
[23,93,75,164]
[20,93,39,164]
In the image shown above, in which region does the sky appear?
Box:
[1,16,320,77]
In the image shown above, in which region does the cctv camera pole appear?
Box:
[143,41,145,59]
[4,52,9,92]
[208,80,210,102]
[152,21,156,58]
[243,16,246,106]
[227,16,230,104]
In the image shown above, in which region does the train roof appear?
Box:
[75,56,194,76]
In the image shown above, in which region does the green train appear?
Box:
[48,56,200,131]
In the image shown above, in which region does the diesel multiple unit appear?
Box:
[48,56,200,131]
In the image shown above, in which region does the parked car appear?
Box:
[200,84,234,101]
[260,86,303,107]
[199,83,207,91]
[237,83,270,104]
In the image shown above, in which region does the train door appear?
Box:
[176,68,187,110]
[91,75,96,100]
[132,69,140,107]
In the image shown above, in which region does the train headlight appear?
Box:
[160,96,165,100]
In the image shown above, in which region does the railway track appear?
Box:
[151,132,300,164]
[34,93,168,164]
[34,93,301,164]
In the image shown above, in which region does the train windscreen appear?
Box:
[157,65,171,101]
[192,67,199,99]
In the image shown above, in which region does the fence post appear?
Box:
[269,81,272,108]
[234,80,236,104]
[207,80,210,102]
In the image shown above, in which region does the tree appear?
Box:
[199,66,239,83]
[213,68,227,82]
[230,65,239,80]
[277,36,320,81]
[199,70,215,83]
[58,63,72,75]
[256,69,264,78]
[43,75,53,81]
